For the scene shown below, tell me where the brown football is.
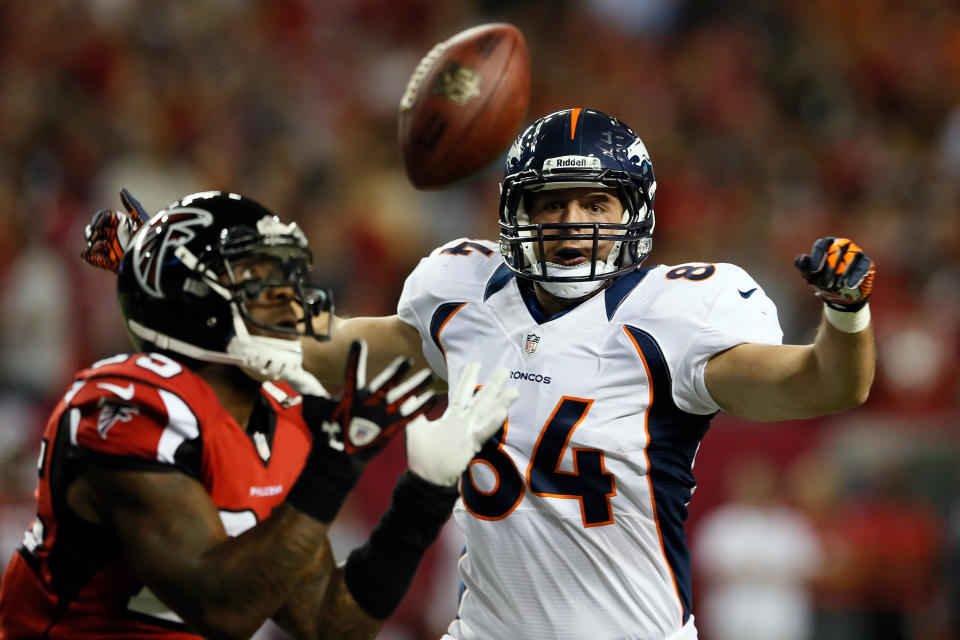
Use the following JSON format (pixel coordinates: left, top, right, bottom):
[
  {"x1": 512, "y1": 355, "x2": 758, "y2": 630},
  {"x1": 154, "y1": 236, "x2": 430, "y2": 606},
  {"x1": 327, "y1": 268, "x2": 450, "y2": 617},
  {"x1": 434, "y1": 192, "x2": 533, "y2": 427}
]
[{"x1": 399, "y1": 23, "x2": 530, "y2": 190}]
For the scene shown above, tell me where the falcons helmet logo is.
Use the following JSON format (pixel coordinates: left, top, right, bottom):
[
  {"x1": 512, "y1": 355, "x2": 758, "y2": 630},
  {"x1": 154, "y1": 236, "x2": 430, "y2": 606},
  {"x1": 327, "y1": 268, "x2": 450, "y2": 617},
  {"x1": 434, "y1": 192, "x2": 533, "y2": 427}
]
[{"x1": 130, "y1": 208, "x2": 213, "y2": 298}]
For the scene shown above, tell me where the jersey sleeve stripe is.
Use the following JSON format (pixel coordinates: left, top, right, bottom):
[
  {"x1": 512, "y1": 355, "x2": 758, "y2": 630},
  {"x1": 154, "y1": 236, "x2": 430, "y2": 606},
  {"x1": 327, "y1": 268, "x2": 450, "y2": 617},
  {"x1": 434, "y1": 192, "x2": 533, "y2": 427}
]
[
  {"x1": 156, "y1": 389, "x2": 200, "y2": 464},
  {"x1": 624, "y1": 327, "x2": 685, "y2": 626},
  {"x1": 63, "y1": 380, "x2": 87, "y2": 407},
  {"x1": 624, "y1": 325, "x2": 713, "y2": 626},
  {"x1": 604, "y1": 265, "x2": 655, "y2": 320},
  {"x1": 429, "y1": 302, "x2": 467, "y2": 359},
  {"x1": 483, "y1": 263, "x2": 514, "y2": 300},
  {"x1": 68, "y1": 408, "x2": 81, "y2": 446}
]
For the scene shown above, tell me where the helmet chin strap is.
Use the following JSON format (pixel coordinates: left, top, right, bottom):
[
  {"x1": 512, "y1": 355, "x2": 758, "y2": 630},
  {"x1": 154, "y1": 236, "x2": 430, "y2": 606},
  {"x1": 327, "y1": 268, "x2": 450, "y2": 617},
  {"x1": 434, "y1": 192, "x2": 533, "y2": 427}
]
[
  {"x1": 525, "y1": 257, "x2": 618, "y2": 298},
  {"x1": 538, "y1": 233, "x2": 653, "y2": 299},
  {"x1": 225, "y1": 308, "x2": 306, "y2": 381},
  {"x1": 539, "y1": 277, "x2": 607, "y2": 299},
  {"x1": 126, "y1": 305, "x2": 315, "y2": 385}
]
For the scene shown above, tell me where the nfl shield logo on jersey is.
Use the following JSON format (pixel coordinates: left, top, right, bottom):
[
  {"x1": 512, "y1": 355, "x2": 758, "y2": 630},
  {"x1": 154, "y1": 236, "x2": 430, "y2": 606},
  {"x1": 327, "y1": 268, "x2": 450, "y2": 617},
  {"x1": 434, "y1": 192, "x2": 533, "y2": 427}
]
[{"x1": 524, "y1": 333, "x2": 541, "y2": 356}]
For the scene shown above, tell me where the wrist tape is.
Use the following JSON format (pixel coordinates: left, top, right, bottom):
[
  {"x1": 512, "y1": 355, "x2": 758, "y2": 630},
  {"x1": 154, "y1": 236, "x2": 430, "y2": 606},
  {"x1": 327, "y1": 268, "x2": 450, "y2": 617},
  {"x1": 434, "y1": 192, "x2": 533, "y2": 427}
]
[
  {"x1": 286, "y1": 396, "x2": 363, "y2": 523},
  {"x1": 285, "y1": 451, "x2": 361, "y2": 524},
  {"x1": 344, "y1": 471, "x2": 459, "y2": 619},
  {"x1": 824, "y1": 303, "x2": 871, "y2": 334}
]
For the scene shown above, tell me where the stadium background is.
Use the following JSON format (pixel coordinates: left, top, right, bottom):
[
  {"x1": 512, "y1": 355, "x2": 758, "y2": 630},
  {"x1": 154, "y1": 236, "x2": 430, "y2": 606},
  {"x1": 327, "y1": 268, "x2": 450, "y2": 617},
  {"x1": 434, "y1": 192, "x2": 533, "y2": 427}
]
[{"x1": 0, "y1": 1, "x2": 957, "y2": 638}]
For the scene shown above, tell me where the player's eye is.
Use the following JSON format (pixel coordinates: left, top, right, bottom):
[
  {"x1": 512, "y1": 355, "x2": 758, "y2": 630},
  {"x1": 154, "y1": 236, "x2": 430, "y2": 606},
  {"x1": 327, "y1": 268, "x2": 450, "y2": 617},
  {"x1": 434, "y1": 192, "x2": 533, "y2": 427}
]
[
  {"x1": 240, "y1": 280, "x2": 264, "y2": 300},
  {"x1": 582, "y1": 199, "x2": 609, "y2": 213}
]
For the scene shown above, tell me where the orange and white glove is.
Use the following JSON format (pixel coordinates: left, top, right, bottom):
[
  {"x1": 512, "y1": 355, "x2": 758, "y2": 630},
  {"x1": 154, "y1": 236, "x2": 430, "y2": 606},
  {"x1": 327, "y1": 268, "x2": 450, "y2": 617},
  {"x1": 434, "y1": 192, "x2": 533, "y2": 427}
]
[
  {"x1": 80, "y1": 189, "x2": 147, "y2": 272},
  {"x1": 795, "y1": 237, "x2": 875, "y2": 311},
  {"x1": 795, "y1": 237, "x2": 875, "y2": 332}
]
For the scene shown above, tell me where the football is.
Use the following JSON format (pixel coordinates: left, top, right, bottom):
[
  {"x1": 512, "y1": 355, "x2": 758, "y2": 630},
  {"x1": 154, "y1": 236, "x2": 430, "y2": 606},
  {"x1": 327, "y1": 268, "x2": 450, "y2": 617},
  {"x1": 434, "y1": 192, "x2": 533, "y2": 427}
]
[{"x1": 399, "y1": 23, "x2": 530, "y2": 190}]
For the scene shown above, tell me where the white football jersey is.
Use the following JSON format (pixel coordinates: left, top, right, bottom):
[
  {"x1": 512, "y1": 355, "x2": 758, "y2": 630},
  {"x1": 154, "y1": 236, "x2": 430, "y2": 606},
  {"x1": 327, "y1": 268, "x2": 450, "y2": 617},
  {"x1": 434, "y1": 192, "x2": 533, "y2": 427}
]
[{"x1": 398, "y1": 239, "x2": 783, "y2": 640}]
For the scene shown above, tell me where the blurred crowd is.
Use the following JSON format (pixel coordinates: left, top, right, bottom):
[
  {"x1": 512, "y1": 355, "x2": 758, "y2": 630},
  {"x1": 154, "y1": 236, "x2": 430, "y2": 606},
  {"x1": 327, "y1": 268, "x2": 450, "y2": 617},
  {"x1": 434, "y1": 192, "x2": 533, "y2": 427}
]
[{"x1": 0, "y1": 1, "x2": 957, "y2": 638}]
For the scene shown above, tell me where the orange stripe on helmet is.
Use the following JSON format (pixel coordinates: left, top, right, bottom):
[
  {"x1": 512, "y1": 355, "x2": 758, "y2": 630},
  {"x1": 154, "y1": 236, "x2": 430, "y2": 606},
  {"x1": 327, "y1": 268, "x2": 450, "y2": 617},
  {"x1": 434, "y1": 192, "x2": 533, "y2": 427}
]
[{"x1": 569, "y1": 108, "x2": 582, "y2": 139}]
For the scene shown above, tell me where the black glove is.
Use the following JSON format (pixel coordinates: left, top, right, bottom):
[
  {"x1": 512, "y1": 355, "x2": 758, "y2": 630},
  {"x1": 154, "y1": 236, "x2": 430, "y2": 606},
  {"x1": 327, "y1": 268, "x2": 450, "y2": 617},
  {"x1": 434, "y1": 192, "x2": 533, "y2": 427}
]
[
  {"x1": 795, "y1": 237, "x2": 876, "y2": 311},
  {"x1": 312, "y1": 339, "x2": 438, "y2": 456},
  {"x1": 286, "y1": 340, "x2": 437, "y2": 522}
]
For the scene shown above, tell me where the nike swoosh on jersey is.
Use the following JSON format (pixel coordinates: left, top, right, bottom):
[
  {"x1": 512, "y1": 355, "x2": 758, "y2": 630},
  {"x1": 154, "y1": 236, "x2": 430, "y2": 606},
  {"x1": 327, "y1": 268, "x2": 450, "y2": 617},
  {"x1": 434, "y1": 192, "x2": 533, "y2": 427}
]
[
  {"x1": 97, "y1": 382, "x2": 135, "y2": 401},
  {"x1": 738, "y1": 287, "x2": 757, "y2": 299}
]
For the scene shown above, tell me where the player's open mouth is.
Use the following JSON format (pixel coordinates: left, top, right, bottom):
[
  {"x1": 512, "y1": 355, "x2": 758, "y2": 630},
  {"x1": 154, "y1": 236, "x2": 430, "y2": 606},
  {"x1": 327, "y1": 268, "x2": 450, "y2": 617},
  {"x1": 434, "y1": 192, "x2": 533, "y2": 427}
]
[
  {"x1": 551, "y1": 247, "x2": 589, "y2": 266},
  {"x1": 270, "y1": 315, "x2": 300, "y2": 330},
  {"x1": 278, "y1": 321, "x2": 298, "y2": 329}
]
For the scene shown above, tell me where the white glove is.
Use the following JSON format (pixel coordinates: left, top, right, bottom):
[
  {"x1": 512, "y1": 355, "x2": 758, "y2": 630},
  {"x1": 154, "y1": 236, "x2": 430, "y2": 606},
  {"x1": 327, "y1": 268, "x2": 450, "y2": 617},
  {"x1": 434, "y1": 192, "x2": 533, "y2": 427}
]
[
  {"x1": 282, "y1": 364, "x2": 329, "y2": 397},
  {"x1": 406, "y1": 363, "x2": 520, "y2": 487}
]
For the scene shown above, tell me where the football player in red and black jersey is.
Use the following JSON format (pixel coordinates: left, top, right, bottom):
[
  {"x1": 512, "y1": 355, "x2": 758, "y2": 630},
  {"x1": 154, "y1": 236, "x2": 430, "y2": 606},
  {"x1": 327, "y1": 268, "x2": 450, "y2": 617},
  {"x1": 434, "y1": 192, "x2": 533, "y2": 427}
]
[{"x1": 0, "y1": 191, "x2": 519, "y2": 639}]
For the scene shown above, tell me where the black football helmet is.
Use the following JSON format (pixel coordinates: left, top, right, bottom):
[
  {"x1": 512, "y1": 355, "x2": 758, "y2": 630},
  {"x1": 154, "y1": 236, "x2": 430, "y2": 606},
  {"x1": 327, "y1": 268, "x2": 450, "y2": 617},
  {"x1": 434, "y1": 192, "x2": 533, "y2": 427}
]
[
  {"x1": 117, "y1": 191, "x2": 333, "y2": 379},
  {"x1": 498, "y1": 108, "x2": 656, "y2": 298}
]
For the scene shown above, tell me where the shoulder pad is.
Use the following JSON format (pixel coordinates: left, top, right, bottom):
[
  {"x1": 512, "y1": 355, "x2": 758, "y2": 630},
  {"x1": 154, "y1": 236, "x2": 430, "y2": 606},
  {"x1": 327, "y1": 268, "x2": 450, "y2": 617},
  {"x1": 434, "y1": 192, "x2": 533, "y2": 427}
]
[
  {"x1": 612, "y1": 262, "x2": 761, "y2": 312},
  {"x1": 68, "y1": 352, "x2": 214, "y2": 435},
  {"x1": 430, "y1": 238, "x2": 499, "y2": 259},
  {"x1": 74, "y1": 353, "x2": 211, "y2": 401},
  {"x1": 408, "y1": 238, "x2": 503, "y2": 301},
  {"x1": 67, "y1": 354, "x2": 207, "y2": 466}
]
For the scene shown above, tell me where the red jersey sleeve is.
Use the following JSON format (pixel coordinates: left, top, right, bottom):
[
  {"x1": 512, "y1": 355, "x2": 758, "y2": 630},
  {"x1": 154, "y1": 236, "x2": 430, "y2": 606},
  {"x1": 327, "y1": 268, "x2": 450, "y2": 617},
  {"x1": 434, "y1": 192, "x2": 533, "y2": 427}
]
[{"x1": 65, "y1": 354, "x2": 207, "y2": 476}]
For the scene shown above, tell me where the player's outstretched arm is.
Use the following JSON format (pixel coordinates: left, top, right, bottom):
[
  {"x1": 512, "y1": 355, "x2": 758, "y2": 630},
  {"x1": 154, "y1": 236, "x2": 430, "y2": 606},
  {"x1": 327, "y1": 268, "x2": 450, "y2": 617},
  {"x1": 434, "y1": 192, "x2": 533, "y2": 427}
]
[
  {"x1": 274, "y1": 362, "x2": 519, "y2": 639},
  {"x1": 302, "y1": 314, "x2": 439, "y2": 389},
  {"x1": 705, "y1": 237, "x2": 876, "y2": 421}
]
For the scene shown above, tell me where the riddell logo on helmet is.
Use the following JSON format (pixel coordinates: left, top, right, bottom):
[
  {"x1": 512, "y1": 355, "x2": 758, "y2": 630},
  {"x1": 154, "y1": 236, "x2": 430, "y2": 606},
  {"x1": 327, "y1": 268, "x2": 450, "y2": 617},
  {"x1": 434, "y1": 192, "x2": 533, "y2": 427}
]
[{"x1": 542, "y1": 156, "x2": 601, "y2": 173}]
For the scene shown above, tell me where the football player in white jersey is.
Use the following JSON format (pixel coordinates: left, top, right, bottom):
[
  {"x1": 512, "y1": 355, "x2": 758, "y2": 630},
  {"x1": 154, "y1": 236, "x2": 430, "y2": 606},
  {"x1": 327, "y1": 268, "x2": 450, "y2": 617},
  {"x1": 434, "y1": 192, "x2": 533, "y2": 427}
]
[
  {"x1": 82, "y1": 109, "x2": 876, "y2": 640},
  {"x1": 306, "y1": 108, "x2": 875, "y2": 640}
]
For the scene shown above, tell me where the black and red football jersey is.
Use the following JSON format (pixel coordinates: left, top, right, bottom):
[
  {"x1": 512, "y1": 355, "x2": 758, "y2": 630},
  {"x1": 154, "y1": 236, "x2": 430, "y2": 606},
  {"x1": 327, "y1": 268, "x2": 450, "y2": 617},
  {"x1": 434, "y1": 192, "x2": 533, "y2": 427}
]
[{"x1": 0, "y1": 352, "x2": 313, "y2": 638}]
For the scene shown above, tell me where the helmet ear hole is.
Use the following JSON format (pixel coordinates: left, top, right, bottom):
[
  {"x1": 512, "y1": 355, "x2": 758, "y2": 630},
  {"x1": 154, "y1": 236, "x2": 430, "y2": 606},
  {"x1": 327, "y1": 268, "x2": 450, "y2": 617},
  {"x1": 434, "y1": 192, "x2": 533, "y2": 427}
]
[
  {"x1": 521, "y1": 191, "x2": 535, "y2": 217},
  {"x1": 183, "y1": 278, "x2": 211, "y2": 298}
]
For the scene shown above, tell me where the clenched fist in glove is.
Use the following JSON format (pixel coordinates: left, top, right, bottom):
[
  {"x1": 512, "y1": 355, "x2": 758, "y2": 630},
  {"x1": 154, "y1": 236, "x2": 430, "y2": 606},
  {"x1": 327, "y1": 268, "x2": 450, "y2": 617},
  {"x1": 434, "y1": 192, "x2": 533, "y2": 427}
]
[
  {"x1": 795, "y1": 237, "x2": 875, "y2": 312},
  {"x1": 81, "y1": 188, "x2": 147, "y2": 272}
]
